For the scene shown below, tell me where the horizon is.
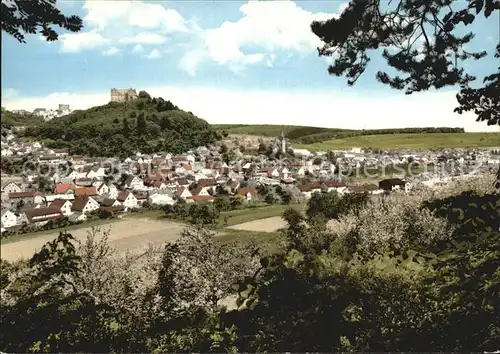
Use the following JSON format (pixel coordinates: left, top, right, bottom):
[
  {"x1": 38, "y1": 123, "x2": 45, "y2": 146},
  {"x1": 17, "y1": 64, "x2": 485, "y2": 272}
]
[
  {"x1": 2, "y1": 0, "x2": 499, "y2": 133},
  {"x1": 3, "y1": 86, "x2": 499, "y2": 133}
]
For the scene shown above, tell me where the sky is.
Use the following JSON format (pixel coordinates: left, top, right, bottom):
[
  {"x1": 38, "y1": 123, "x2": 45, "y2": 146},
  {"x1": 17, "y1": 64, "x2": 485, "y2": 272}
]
[{"x1": 1, "y1": 0, "x2": 499, "y2": 132}]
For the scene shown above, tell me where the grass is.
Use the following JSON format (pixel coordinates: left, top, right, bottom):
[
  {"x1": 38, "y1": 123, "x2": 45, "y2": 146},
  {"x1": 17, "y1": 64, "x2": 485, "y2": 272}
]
[
  {"x1": 127, "y1": 204, "x2": 304, "y2": 227},
  {"x1": 128, "y1": 205, "x2": 289, "y2": 254},
  {"x1": 294, "y1": 133, "x2": 500, "y2": 150},
  {"x1": 1, "y1": 204, "x2": 301, "y2": 247},
  {"x1": 127, "y1": 209, "x2": 166, "y2": 219},
  {"x1": 216, "y1": 203, "x2": 305, "y2": 228}
]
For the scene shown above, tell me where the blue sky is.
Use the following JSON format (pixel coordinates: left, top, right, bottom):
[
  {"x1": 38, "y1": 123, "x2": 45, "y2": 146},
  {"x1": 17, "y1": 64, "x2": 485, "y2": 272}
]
[{"x1": 2, "y1": 0, "x2": 499, "y2": 132}]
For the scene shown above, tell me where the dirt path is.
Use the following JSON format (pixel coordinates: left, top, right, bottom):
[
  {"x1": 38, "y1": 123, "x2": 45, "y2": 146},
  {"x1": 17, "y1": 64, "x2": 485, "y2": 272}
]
[
  {"x1": 227, "y1": 216, "x2": 287, "y2": 233},
  {"x1": 1, "y1": 218, "x2": 187, "y2": 262}
]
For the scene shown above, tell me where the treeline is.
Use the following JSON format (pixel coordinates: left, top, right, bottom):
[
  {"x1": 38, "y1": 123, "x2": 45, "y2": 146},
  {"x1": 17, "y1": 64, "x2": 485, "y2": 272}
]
[
  {"x1": 1, "y1": 107, "x2": 43, "y2": 129},
  {"x1": 296, "y1": 127, "x2": 466, "y2": 144},
  {"x1": 285, "y1": 126, "x2": 348, "y2": 140},
  {"x1": 20, "y1": 91, "x2": 219, "y2": 157}
]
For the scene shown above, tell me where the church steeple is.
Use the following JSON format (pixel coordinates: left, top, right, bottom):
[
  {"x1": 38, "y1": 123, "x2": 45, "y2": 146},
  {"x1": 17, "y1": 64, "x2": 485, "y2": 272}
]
[{"x1": 280, "y1": 125, "x2": 286, "y2": 154}]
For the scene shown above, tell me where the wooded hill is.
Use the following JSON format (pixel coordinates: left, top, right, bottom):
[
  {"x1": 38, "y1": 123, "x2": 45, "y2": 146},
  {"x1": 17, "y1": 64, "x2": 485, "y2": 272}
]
[
  {"x1": 0, "y1": 107, "x2": 43, "y2": 129},
  {"x1": 20, "y1": 91, "x2": 219, "y2": 157}
]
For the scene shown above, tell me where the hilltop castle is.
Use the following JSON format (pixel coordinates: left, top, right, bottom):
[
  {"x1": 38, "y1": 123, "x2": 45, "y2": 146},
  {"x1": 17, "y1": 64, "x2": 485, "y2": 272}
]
[{"x1": 110, "y1": 88, "x2": 138, "y2": 103}]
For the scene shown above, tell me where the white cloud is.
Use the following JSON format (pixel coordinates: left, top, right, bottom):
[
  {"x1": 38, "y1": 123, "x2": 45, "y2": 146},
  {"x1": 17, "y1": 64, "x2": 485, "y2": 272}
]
[
  {"x1": 4, "y1": 86, "x2": 498, "y2": 133},
  {"x1": 59, "y1": 0, "x2": 187, "y2": 54},
  {"x1": 119, "y1": 32, "x2": 168, "y2": 45},
  {"x1": 146, "y1": 49, "x2": 163, "y2": 59},
  {"x1": 60, "y1": 32, "x2": 109, "y2": 53},
  {"x1": 57, "y1": 0, "x2": 337, "y2": 73},
  {"x1": 178, "y1": 48, "x2": 206, "y2": 76},
  {"x1": 83, "y1": 1, "x2": 186, "y2": 33},
  {"x1": 180, "y1": 0, "x2": 337, "y2": 75},
  {"x1": 132, "y1": 44, "x2": 145, "y2": 54},
  {"x1": 102, "y1": 47, "x2": 120, "y2": 56}
]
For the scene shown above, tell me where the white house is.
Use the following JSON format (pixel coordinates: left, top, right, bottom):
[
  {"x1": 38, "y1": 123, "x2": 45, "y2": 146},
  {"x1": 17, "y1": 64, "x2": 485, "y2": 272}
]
[
  {"x1": 148, "y1": 191, "x2": 175, "y2": 206},
  {"x1": 298, "y1": 184, "x2": 322, "y2": 199},
  {"x1": 175, "y1": 164, "x2": 193, "y2": 175},
  {"x1": 94, "y1": 182, "x2": 110, "y2": 196},
  {"x1": 1, "y1": 210, "x2": 18, "y2": 229},
  {"x1": 23, "y1": 207, "x2": 64, "y2": 226},
  {"x1": 50, "y1": 199, "x2": 73, "y2": 216},
  {"x1": 261, "y1": 168, "x2": 280, "y2": 178},
  {"x1": 71, "y1": 196, "x2": 99, "y2": 214},
  {"x1": 116, "y1": 191, "x2": 138, "y2": 210},
  {"x1": 45, "y1": 194, "x2": 75, "y2": 203},
  {"x1": 2, "y1": 182, "x2": 23, "y2": 194},
  {"x1": 125, "y1": 175, "x2": 144, "y2": 190},
  {"x1": 186, "y1": 154, "x2": 196, "y2": 163},
  {"x1": 175, "y1": 187, "x2": 192, "y2": 200},
  {"x1": 324, "y1": 181, "x2": 348, "y2": 195},
  {"x1": 236, "y1": 188, "x2": 258, "y2": 201},
  {"x1": 296, "y1": 167, "x2": 306, "y2": 177},
  {"x1": 66, "y1": 170, "x2": 78, "y2": 180},
  {"x1": 49, "y1": 171, "x2": 61, "y2": 184},
  {"x1": 292, "y1": 148, "x2": 312, "y2": 157},
  {"x1": 87, "y1": 167, "x2": 107, "y2": 180},
  {"x1": 278, "y1": 167, "x2": 291, "y2": 179},
  {"x1": 192, "y1": 186, "x2": 211, "y2": 196}
]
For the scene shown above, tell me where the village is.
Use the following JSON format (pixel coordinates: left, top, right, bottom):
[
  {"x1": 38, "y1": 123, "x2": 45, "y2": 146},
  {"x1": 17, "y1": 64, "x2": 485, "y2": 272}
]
[{"x1": 1, "y1": 125, "x2": 499, "y2": 235}]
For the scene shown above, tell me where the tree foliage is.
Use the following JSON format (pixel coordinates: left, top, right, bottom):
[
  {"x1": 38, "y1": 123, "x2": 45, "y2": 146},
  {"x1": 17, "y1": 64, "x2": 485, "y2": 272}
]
[
  {"x1": 0, "y1": 108, "x2": 43, "y2": 128},
  {"x1": 312, "y1": 0, "x2": 500, "y2": 125},
  {"x1": 1, "y1": 0, "x2": 83, "y2": 43},
  {"x1": 1, "y1": 176, "x2": 499, "y2": 352},
  {"x1": 306, "y1": 190, "x2": 342, "y2": 219}
]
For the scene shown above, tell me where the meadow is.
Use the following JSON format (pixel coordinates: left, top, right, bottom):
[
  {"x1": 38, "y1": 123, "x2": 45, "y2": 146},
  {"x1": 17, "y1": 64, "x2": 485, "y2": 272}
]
[{"x1": 294, "y1": 132, "x2": 500, "y2": 150}]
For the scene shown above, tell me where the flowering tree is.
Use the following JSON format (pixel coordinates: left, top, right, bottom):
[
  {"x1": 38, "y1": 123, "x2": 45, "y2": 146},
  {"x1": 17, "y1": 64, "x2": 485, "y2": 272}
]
[{"x1": 156, "y1": 226, "x2": 260, "y2": 312}]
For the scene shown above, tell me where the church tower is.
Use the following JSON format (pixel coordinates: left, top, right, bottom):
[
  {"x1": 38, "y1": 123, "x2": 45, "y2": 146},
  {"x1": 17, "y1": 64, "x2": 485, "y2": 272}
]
[{"x1": 280, "y1": 125, "x2": 286, "y2": 154}]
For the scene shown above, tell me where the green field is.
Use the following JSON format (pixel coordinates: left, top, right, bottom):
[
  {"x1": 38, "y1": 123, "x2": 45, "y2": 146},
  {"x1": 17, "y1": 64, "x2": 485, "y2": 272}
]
[
  {"x1": 213, "y1": 124, "x2": 348, "y2": 139},
  {"x1": 212, "y1": 124, "x2": 497, "y2": 149},
  {"x1": 294, "y1": 132, "x2": 499, "y2": 150},
  {"x1": 217, "y1": 203, "x2": 305, "y2": 228}
]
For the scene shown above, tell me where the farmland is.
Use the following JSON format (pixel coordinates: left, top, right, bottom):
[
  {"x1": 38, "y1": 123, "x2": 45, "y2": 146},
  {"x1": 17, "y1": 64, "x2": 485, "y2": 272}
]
[
  {"x1": 213, "y1": 124, "x2": 498, "y2": 149},
  {"x1": 0, "y1": 204, "x2": 305, "y2": 262},
  {"x1": 294, "y1": 132, "x2": 500, "y2": 150}
]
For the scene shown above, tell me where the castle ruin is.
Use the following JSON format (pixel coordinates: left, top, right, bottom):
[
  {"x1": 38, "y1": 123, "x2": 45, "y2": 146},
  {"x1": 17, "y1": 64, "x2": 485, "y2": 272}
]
[{"x1": 110, "y1": 88, "x2": 139, "y2": 103}]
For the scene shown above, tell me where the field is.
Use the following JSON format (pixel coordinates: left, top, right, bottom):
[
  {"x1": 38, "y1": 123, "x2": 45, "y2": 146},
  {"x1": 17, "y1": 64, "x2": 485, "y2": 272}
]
[
  {"x1": 1, "y1": 218, "x2": 187, "y2": 262},
  {"x1": 1, "y1": 204, "x2": 305, "y2": 263},
  {"x1": 213, "y1": 124, "x2": 498, "y2": 149},
  {"x1": 213, "y1": 124, "x2": 348, "y2": 139},
  {"x1": 294, "y1": 132, "x2": 500, "y2": 150},
  {"x1": 227, "y1": 216, "x2": 287, "y2": 232},
  {"x1": 218, "y1": 203, "x2": 305, "y2": 227}
]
